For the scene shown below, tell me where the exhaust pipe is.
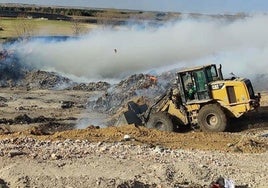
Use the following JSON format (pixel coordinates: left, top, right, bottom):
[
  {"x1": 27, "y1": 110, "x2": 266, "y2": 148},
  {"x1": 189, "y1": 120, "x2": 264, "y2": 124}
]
[{"x1": 218, "y1": 64, "x2": 223, "y2": 80}]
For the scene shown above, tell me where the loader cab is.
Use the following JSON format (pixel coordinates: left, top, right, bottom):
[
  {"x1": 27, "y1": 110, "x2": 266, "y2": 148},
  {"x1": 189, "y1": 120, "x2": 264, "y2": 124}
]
[{"x1": 176, "y1": 64, "x2": 221, "y2": 103}]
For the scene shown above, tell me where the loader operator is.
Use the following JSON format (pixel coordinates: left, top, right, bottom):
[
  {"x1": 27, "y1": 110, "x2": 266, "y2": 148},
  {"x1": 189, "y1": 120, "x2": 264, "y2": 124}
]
[{"x1": 186, "y1": 82, "x2": 196, "y2": 100}]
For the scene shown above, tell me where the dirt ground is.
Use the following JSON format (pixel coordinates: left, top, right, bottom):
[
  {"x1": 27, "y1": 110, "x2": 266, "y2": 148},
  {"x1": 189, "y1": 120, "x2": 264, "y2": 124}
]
[{"x1": 0, "y1": 88, "x2": 268, "y2": 187}]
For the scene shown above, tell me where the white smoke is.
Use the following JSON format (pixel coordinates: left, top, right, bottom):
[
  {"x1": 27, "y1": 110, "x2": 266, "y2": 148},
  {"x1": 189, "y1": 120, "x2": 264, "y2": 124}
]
[{"x1": 11, "y1": 14, "x2": 268, "y2": 80}]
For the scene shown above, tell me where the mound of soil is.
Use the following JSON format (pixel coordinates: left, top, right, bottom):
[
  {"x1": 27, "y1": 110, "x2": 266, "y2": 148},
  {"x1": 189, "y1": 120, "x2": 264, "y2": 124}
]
[{"x1": 1, "y1": 125, "x2": 267, "y2": 153}]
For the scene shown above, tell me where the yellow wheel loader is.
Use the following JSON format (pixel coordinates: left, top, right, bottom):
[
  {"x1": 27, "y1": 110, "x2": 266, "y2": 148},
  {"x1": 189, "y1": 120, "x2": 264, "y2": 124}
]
[{"x1": 117, "y1": 64, "x2": 260, "y2": 132}]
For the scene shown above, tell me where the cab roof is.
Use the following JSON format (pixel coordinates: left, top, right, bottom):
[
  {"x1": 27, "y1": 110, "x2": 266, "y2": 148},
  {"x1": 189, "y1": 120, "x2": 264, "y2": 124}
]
[{"x1": 177, "y1": 64, "x2": 216, "y2": 74}]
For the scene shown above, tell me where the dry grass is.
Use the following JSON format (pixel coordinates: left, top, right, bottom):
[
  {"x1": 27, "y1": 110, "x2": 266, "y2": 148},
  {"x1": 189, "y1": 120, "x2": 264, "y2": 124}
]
[{"x1": 0, "y1": 17, "x2": 97, "y2": 38}]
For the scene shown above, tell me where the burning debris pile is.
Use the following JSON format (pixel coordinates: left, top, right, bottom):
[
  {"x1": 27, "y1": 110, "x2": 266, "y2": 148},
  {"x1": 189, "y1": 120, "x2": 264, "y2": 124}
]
[
  {"x1": 23, "y1": 70, "x2": 73, "y2": 90},
  {"x1": 0, "y1": 49, "x2": 28, "y2": 87},
  {"x1": 0, "y1": 48, "x2": 110, "y2": 90},
  {"x1": 86, "y1": 73, "x2": 174, "y2": 114},
  {"x1": 69, "y1": 81, "x2": 110, "y2": 91},
  {"x1": 0, "y1": 45, "x2": 177, "y2": 115},
  {"x1": 0, "y1": 43, "x2": 178, "y2": 115}
]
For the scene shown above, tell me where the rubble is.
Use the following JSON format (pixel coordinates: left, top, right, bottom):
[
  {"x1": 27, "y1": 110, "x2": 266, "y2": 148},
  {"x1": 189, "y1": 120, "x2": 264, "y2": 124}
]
[
  {"x1": 0, "y1": 47, "x2": 175, "y2": 115},
  {"x1": 0, "y1": 114, "x2": 53, "y2": 125},
  {"x1": 0, "y1": 178, "x2": 8, "y2": 188},
  {"x1": 86, "y1": 73, "x2": 172, "y2": 114},
  {"x1": 0, "y1": 96, "x2": 8, "y2": 107},
  {"x1": 123, "y1": 134, "x2": 131, "y2": 141},
  {"x1": 61, "y1": 101, "x2": 74, "y2": 109},
  {"x1": 0, "y1": 114, "x2": 77, "y2": 134},
  {"x1": 8, "y1": 149, "x2": 25, "y2": 157},
  {"x1": 0, "y1": 62, "x2": 72, "y2": 89},
  {"x1": 0, "y1": 48, "x2": 112, "y2": 91},
  {"x1": 117, "y1": 180, "x2": 153, "y2": 188},
  {"x1": 0, "y1": 96, "x2": 7, "y2": 102},
  {"x1": 21, "y1": 70, "x2": 75, "y2": 90},
  {"x1": 0, "y1": 134, "x2": 266, "y2": 187},
  {"x1": 0, "y1": 49, "x2": 174, "y2": 113},
  {"x1": 69, "y1": 81, "x2": 110, "y2": 91}
]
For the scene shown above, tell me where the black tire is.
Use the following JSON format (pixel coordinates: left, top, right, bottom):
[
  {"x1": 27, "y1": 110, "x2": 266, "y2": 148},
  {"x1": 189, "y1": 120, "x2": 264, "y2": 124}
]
[
  {"x1": 198, "y1": 104, "x2": 227, "y2": 132},
  {"x1": 146, "y1": 112, "x2": 173, "y2": 132}
]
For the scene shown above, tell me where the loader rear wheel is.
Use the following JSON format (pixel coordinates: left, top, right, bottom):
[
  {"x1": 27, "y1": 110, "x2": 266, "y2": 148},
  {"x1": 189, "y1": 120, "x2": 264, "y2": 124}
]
[
  {"x1": 146, "y1": 112, "x2": 173, "y2": 132},
  {"x1": 198, "y1": 104, "x2": 227, "y2": 132}
]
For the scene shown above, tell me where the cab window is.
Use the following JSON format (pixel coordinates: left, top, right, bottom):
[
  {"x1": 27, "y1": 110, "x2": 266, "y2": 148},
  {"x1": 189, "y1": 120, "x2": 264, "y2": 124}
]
[
  {"x1": 206, "y1": 66, "x2": 217, "y2": 82},
  {"x1": 193, "y1": 70, "x2": 206, "y2": 92}
]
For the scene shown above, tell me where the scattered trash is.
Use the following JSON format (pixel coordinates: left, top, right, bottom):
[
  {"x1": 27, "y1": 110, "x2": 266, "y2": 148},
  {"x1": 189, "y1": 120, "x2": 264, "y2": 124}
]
[
  {"x1": 123, "y1": 134, "x2": 131, "y2": 141},
  {"x1": 260, "y1": 133, "x2": 268, "y2": 138},
  {"x1": 0, "y1": 96, "x2": 7, "y2": 102},
  {"x1": 61, "y1": 101, "x2": 74, "y2": 109},
  {"x1": 0, "y1": 103, "x2": 8, "y2": 107},
  {"x1": 51, "y1": 153, "x2": 62, "y2": 160},
  {"x1": 0, "y1": 178, "x2": 8, "y2": 188},
  {"x1": 8, "y1": 149, "x2": 25, "y2": 157},
  {"x1": 210, "y1": 176, "x2": 235, "y2": 188}
]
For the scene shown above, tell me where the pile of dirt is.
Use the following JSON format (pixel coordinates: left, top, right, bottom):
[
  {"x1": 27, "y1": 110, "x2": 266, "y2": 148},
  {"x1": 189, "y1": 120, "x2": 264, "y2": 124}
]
[{"x1": 2, "y1": 125, "x2": 266, "y2": 153}]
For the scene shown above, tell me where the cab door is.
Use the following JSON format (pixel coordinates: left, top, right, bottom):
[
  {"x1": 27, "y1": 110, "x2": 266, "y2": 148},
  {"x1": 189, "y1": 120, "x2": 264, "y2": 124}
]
[{"x1": 193, "y1": 70, "x2": 211, "y2": 100}]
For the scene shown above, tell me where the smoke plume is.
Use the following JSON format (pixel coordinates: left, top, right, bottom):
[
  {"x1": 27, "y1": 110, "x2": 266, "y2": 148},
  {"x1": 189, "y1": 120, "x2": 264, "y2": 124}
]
[{"x1": 7, "y1": 14, "x2": 268, "y2": 80}]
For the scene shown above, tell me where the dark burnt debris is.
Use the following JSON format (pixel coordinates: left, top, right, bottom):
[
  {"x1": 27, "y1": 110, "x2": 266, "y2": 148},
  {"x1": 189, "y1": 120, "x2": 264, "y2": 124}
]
[
  {"x1": 0, "y1": 50, "x2": 110, "y2": 90},
  {"x1": 0, "y1": 178, "x2": 8, "y2": 188},
  {"x1": 87, "y1": 73, "x2": 174, "y2": 114},
  {"x1": 0, "y1": 114, "x2": 77, "y2": 134},
  {"x1": 69, "y1": 81, "x2": 110, "y2": 91},
  {"x1": 24, "y1": 70, "x2": 73, "y2": 90},
  {"x1": 0, "y1": 114, "x2": 77, "y2": 125},
  {"x1": 61, "y1": 101, "x2": 74, "y2": 109}
]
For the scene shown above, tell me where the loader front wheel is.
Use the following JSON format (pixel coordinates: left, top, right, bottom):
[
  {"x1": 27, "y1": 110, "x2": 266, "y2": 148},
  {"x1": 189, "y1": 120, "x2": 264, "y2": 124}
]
[
  {"x1": 198, "y1": 104, "x2": 227, "y2": 132},
  {"x1": 146, "y1": 112, "x2": 173, "y2": 132}
]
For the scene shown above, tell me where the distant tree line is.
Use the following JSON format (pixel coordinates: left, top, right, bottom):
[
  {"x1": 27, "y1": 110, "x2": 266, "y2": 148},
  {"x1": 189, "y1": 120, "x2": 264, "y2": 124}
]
[
  {"x1": 0, "y1": 6, "x2": 107, "y2": 17},
  {"x1": 0, "y1": 5, "x2": 147, "y2": 25},
  {"x1": 0, "y1": 5, "x2": 246, "y2": 22}
]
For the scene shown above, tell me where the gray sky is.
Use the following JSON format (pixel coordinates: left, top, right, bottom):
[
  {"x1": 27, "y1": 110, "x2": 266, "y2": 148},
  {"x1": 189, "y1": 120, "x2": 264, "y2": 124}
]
[{"x1": 1, "y1": 0, "x2": 268, "y2": 14}]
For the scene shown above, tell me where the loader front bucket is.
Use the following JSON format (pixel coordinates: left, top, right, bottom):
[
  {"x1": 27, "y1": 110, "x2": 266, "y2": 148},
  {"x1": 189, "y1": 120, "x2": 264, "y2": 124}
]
[{"x1": 115, "y1": 101, "x2": 148, "y2": 126}]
